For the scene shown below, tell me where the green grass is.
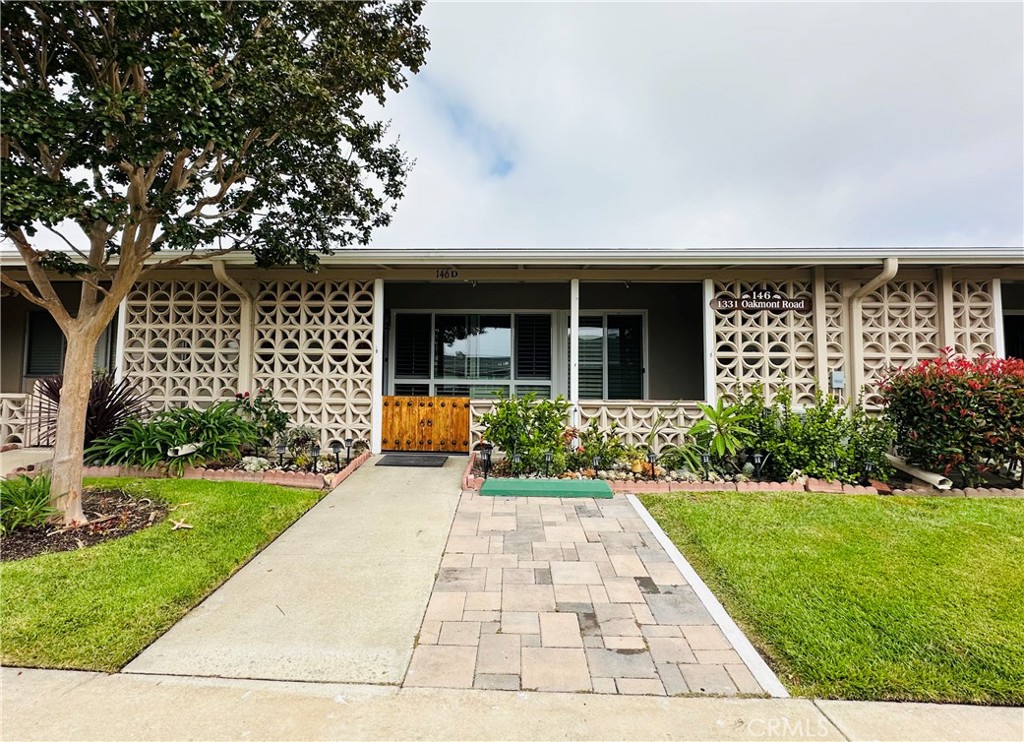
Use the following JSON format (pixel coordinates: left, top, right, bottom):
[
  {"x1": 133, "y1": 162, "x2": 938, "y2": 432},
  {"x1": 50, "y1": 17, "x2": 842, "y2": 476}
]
[
  {"x1": 1, "y1": 477, "x2": 324, "y2": 671},
  {"x1": 639, "y1": 492, "x2": 1024, "y2": 705}
]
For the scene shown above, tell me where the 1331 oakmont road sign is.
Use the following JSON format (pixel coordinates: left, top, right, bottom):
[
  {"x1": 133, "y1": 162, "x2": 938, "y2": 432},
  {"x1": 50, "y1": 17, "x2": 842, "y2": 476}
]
[{"x1": 712, "y1": 287, "x2": 812, "y2": 313}]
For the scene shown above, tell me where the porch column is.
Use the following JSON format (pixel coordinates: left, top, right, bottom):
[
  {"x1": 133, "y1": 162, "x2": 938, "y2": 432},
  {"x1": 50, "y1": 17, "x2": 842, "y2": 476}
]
[
  {"x1": 569, "y1": 278, "x2": 580, "y2": 427},
  {"x1": 702, "y1": 279, "x2": 717, "y2": 404},
  {"x1": 994, "y1": 278, "x2": 1006, "y2": 358},
  {"x1": 113, "y1": 296, "x2": 128, "y2": 382},
  {"x1": 370, "y1": 278, "x2": 385, "y2": 454}
]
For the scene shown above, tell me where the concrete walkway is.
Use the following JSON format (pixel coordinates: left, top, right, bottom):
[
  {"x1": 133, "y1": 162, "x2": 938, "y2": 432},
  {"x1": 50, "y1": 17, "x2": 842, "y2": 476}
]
[
  {"x1": 3, "y1": 668, "x2": 1022, "y2": 741},
  {"x1": 123, "y1": 456, "x2": 463, "y2": 684},
  {"x1": 0, "y1": 447, "x2": 52, "y2": 477}
]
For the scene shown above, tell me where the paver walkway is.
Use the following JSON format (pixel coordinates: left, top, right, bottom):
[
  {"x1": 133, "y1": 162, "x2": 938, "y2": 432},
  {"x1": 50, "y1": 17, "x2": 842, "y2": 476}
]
[
  {"x1": 124, "y1": 457, "x2": 462, "y2": 684},
  {"x1": 405, "y1": 489, "x2": 770, "y2": 696}
]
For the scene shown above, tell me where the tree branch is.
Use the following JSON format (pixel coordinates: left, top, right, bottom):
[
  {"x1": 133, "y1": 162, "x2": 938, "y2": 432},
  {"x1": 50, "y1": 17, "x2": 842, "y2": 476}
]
[{"x1": 0, "y1": 273, "x2": 53, "y2": 311}]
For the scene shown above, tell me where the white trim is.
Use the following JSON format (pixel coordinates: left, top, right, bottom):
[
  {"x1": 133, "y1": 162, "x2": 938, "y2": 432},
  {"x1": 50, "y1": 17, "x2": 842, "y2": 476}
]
[
  {"x1": 371, "y1": 278, "x2": 385, "y2": 454},
  {"x1": 570, "y1": 278, "x2": 580, "y2": 426},
  {"x1": 994, "y1": 278, "x2": 1006, "y2": 358},
  {"x1": 702, "y1": 278, "x2": 716, "y2": 403},
  {"x1": 25, "y1": 245, "x2": 1016, "y2": 269},
  {"x1": 114, "y1": 296, "x2": 128, "y2": 382},
  {"x1": 625, "y1": 494, "x2": 790, "y2": 699}
]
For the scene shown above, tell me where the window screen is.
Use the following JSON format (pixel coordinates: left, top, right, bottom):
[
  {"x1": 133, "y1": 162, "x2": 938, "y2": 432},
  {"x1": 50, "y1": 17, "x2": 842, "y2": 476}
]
[
  {"x1": 607, "y1": 314, "x2": 643, "y2": 399},
  {"x1": 515, "y1": 314, "x2": 551, "y2": 380},
  {"x1": 394, "y1": 314, "x2": 431, "y2": 378},
  {"x1": 26, "y1": 312, "x2": 65, "y2": 376}
]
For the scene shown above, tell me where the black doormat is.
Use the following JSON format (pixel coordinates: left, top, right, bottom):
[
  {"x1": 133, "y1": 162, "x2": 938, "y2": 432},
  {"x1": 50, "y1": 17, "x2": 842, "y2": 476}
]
[{"x1": 376, "y1": 454, "x2": 448, "y2": 468}]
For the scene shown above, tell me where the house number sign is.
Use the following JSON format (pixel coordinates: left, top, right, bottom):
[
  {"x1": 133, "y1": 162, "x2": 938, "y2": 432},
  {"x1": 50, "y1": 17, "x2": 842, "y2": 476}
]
[{"x1": 712, "y1": 287, "x2": 811, "y2": 314}]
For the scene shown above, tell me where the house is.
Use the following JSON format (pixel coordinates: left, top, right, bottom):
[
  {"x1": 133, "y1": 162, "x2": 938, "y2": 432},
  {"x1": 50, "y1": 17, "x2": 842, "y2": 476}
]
[{"x1": 1, "y1": 246, "x2": 1022, "y2": 452}]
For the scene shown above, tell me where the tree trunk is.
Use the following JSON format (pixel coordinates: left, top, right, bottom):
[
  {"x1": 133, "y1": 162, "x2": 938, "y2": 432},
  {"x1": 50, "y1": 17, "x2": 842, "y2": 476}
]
[{"x1": 49, "y1": 331, "x2": 102, "y2": 525}]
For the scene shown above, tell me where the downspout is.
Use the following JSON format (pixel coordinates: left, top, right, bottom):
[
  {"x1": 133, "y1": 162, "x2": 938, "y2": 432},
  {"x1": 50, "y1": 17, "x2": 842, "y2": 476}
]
[
  {"x1": 212, "y1": 260, "x2": 255, "y2": 393},
  {"x1": 847, "y1": 258, "x2": 898, "y2": 402}
]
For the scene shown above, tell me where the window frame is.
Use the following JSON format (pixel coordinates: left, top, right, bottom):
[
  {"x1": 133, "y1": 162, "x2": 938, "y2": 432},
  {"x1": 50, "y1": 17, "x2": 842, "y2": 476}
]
[
  {"x1": 564, "y1": 310, "x2": 649, "y2": 401},
  {"x1": 388, "y1": 309, "x2": 557, "y2": 398}
]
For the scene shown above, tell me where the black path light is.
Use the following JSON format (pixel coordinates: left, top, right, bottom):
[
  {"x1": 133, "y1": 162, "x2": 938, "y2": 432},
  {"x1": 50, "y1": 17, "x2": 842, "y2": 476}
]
[
  {"x1": 512, "y1": 451, "x2": 522, "y2": 473},
  {"x1": 647, "y1": 450, "x2": 658, "y2": 480},
  {"x1": 481, "y1": 444, "x2": 493, "y2": 479},
  {"x1": 592, "y1": 454, "x2": 601, "y2": 471},
  {"x1": 330, "y1": 441, "x2": 343, "y2": 471},
  {"x1": 701, "y1": 451, "x2": 711, "y2": 480},
  {"x1": 544, "y1": 450, "x2": 554, "y2": 477},
  {"x1": 311, "y1": 443, "x2": 321, "y2": 473},
  {"x1": 862, "y1": 460, "x2": 874, "y2": 486},
  {"x1": 752, "y1": 451, "x2": 766, "y2": 479},
  {"x1": 276, "y1": 443, "x2": 287, "y2": 468},
  {"x1": 344, "y1": 437, "x2": 354, "y2": 466}
]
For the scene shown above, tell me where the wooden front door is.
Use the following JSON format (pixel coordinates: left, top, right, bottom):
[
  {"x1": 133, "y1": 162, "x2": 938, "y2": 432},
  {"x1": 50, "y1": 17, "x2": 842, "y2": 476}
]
[{"x1": 382, "y1": 396, "x2": 471, "y2": 452}]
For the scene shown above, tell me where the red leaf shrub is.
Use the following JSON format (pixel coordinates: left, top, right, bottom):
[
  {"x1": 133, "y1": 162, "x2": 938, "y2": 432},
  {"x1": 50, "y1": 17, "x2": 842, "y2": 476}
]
[{"x1": 880, "y1": 349, "x2": 1024, "y2": 487}]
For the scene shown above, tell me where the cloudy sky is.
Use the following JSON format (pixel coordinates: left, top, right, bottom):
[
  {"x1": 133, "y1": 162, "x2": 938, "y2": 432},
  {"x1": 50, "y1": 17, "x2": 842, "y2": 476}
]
[{"x1": 369, "y1": 1, "x2": 1023, "y2": 248}]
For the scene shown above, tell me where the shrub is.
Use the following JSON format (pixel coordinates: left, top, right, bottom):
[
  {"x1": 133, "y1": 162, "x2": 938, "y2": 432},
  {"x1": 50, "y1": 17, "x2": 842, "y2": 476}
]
[
  {"x1": 86, "y1": 401, "x2": 258, "y2": 475},
  {"x1": 480, "y1": 393, "x2": 571, "y2": 475},
  {"x1": 740, "y1": 385, "x2": 894, "y2": 484},
  {"x1": 37, "y1": 372, "x2": 150, "y2": 448},
  {"x1": 234, "y1": 388, "x2": 290, "y2": 453},
  {"x1": 280, "y1": 424, "x2": 320, "y2": 458},
  {"x1": 566, "y1": 419, "x2": 627, "y2": 471},
  {"x1": 1, "y1": 475, "x2": 57, "y2": 534},
  {"x1": 881, "y1": 351, "x2": 1024, "y2": 487}
]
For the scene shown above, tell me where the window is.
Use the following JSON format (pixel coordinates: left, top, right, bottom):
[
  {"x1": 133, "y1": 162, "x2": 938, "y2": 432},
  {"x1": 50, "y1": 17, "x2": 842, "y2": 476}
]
[
  {"x1": 391, "y1": 312, "x2": 552, "y2": 397},
  {"x1": 24, "y1": 311, "x2": 116, "y2": 377},
  {"x1": 573, "y1": 313, "x2": 645, "y2": 400},
  {"x1": 26, "y1": 312, "x2": 65, "y2": 376}
]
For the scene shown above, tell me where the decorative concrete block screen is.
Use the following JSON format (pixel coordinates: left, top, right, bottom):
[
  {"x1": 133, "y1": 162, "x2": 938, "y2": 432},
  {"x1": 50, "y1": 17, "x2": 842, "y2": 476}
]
[
  {"x1": 470, "y1": 399, "x2": 702, "y2": 452},
  {"x1": 122, "y1": 280, "x2": 241, "y2": 409},
  {"x1": 0, "y1": 393, "x2": 30, "y2": 446},
  {"x1": 952, "y1": 279, "x2": 996, "y2": 356},
  {"x1": 253, "y1": 280, "x2": 374, "y2": 446},
  {"x1": 824, "y1": 281, "x2": 847, "y2": 398},
  {"x1": 713, "y1": 280, "x2": 817, "y2": 406},
  {"x1": 860, "y1": 279, "x2": 940, "y2": 406}
]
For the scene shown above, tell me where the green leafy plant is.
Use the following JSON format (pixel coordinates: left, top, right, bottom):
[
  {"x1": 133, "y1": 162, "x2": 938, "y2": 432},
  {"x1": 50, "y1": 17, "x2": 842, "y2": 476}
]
[
  {"x1": 1, "y1": 475, "x2": 58, "y2": 534},
  {"x1": 684, "y1": 398, "x2": 757, "y2": 473},
  {"x1": 37, "y1": 372, "x2": 150, "y2": 448},
  {"x1": 881, "y1": 351, "x2": 1024, "y2": 487},
  {"x1": 280, "y1": 425, "x2": 320, "y2": 458},
  {"x1": 86, "y1": 401, "x2": 258, "y2": 475},
  {"x1": 234, "y1": 388, "x2": 290, "y2": 454},
  {"x1": 480, "y1": 392, "x2": 571, "y2": 475},
  {"x1": 740, "y1": 385, "x2": 895, "y2": 484},
  {"x1": 567, "y1": 419, "x2": 627, "y2": 471}
]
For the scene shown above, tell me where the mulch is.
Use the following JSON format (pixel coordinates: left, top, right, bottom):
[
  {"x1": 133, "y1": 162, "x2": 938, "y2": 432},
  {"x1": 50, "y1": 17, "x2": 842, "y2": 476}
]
[{"x1": 1, "y1": 488, "x2": 167, "y2": 562}]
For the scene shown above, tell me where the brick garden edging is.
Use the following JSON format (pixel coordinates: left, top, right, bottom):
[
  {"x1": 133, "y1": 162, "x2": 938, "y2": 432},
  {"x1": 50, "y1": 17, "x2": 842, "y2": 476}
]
[
  {"x1": 458, "y1": 456, "x2": 1020, "y2": 497},
  {"x1": 71, "y1": 451, "x2": 373, "y2": 491}
]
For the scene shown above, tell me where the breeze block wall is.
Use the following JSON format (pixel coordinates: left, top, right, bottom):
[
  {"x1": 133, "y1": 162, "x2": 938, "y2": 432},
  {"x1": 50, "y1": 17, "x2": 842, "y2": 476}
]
[
  {"x1": 122, "y1": 280, "x2": 242, "y2": 409},
  {"x1": 252, "y1": 280, "x2": 374, "y2": 446}
]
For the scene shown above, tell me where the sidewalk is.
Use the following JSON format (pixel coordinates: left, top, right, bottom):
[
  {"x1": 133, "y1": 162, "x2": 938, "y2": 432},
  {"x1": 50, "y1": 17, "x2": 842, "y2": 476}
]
[
  {"x1": 2, "y1": 667, "x2": 1021, "y2": 741},
  {"x1": 123, "y1": 457, "x2": 463, "y2": 684}
]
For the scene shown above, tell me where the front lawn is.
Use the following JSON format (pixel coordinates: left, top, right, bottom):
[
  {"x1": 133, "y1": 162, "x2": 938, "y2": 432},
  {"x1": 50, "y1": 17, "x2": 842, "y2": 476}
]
[
  {"x1": 639, "y1": 492, "x2": 1024, "y2": 705},
  {"x1": 1, "y1": 477, "x2": 324, "y2": 671}
]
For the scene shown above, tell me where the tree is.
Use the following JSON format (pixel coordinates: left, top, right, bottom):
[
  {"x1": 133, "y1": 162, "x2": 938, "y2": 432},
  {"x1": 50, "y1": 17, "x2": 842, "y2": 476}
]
[{"x1": 0, "y1": 1, "x2": 429, "y2": 523}]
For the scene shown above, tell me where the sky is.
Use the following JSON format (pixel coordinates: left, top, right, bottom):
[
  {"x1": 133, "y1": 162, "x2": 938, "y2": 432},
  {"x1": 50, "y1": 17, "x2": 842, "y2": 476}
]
[{"x1": 367, "y1": 1, "x2": 1024, "y2": 249}]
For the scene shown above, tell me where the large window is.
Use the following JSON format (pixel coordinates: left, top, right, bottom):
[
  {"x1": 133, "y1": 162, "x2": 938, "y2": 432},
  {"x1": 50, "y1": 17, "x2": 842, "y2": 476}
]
[
  {"x1": 24, "y1": 311, "x2": 115, "y2": 377},
  {"x1": 575, "y1": 313, "x2": 645, "y2": 400},
  {"x1": 392, "y1": 312, "x2": 552, "y2": 397}
]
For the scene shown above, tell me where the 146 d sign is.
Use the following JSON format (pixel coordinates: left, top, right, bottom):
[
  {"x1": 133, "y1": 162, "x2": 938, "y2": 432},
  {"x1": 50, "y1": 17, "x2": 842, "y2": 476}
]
[{"x1": 712, "y1": 287, "x2": 811, "y2": 314}]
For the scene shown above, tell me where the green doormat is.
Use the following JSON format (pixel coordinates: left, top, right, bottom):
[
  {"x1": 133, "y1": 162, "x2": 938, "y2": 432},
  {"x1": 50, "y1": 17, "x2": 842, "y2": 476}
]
[{"x1": 480, "y1": 478, "x2": 613, "y2": 498}]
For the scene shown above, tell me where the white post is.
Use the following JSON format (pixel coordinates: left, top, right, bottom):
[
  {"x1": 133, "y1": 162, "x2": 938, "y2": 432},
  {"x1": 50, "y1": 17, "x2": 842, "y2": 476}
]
[
  {"x1": 993, "y1": 278, "x2": 1006, "y2": 358},
  {"x1": 371, "y1": 278, "x2": 385, "y2": 454},
  {"x1": 702, "y1": 279, "x2": 717, "y2": 404},
  {"x1": 113, "y1": 296, "x2": 128, "y2": 382},
  {"x1": 569, "y1": 278, "x2": 580, "y2": 427}
]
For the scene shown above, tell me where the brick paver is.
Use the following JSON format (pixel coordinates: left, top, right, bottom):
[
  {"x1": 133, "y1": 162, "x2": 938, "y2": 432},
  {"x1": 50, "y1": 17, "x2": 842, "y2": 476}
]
[{"x1": 409, "y1": 491, "x2": 769, "y2": 696}]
